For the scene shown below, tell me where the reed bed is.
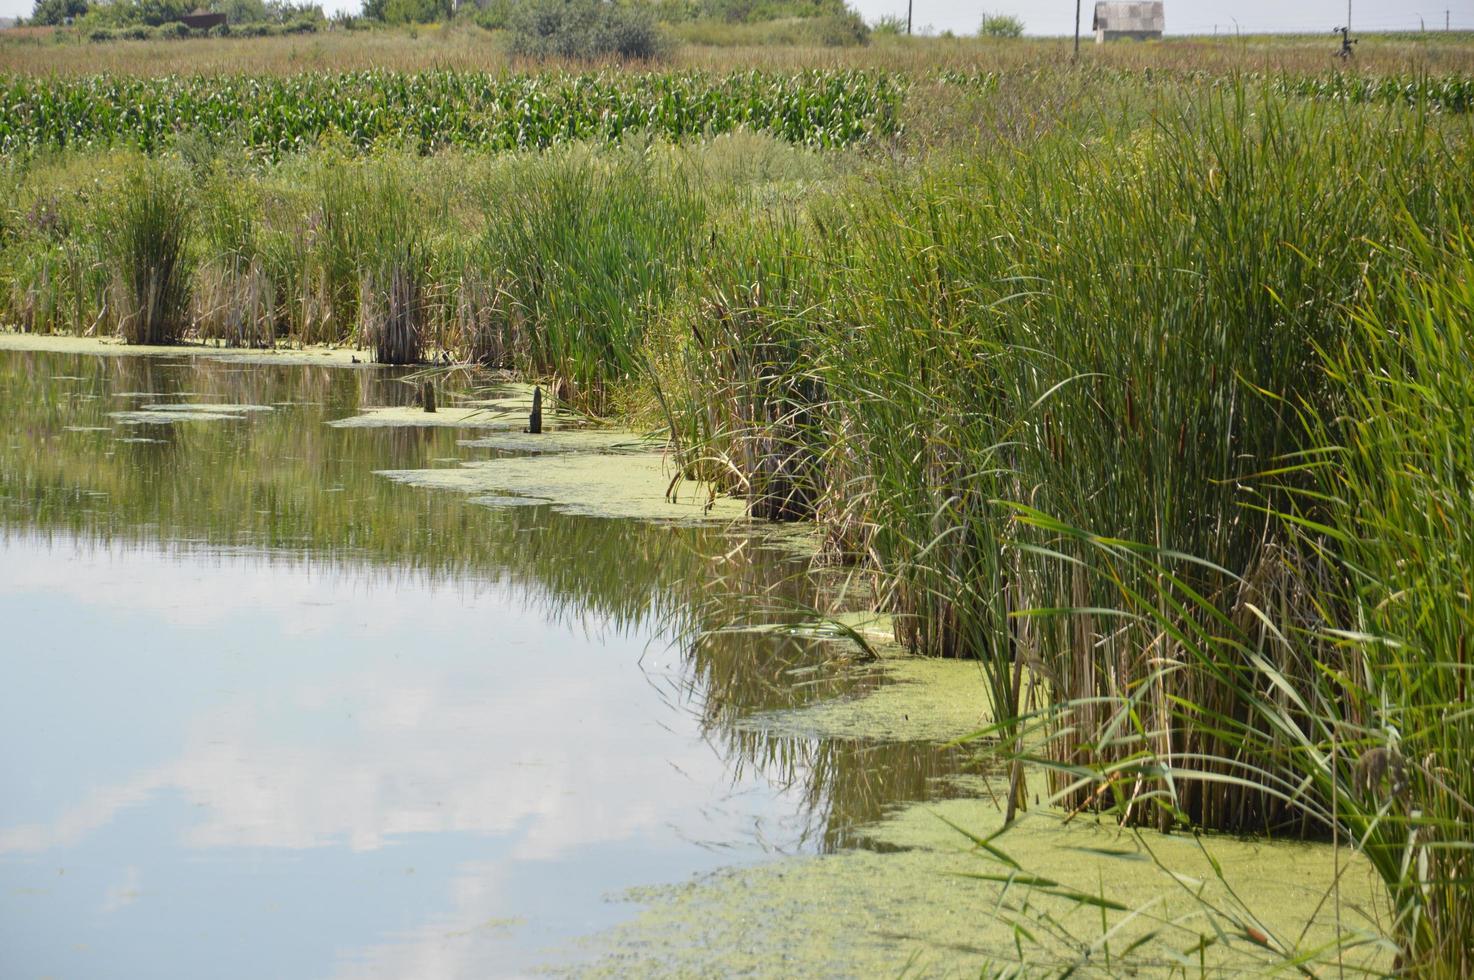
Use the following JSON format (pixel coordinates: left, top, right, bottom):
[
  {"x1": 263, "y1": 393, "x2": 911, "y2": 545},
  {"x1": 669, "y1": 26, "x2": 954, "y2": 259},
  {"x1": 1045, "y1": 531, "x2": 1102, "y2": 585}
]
[{"x1": 636, "y1": 81, "x2": 1474, "y2": 964}]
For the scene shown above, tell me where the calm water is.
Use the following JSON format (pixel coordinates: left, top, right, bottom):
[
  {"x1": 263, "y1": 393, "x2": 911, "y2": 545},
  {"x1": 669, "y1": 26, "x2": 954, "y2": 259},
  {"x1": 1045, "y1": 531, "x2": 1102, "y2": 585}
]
[{"x1": 0, "y1": 348, "x2": 971, "y2": 978}]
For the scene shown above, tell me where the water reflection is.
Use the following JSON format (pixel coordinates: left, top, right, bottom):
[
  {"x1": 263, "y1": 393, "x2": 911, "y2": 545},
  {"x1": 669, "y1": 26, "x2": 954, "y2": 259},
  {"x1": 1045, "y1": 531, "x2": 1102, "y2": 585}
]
[{"x1": 0, "y1": 347, "x2": 980, "y2": 977}]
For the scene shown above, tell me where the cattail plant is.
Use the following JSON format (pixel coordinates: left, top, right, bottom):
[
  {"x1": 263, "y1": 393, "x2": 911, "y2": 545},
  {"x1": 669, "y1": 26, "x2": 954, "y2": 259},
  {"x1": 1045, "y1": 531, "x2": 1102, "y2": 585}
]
[{"x1": 107, "y1": 163, "x2": 194, "y2": 345}]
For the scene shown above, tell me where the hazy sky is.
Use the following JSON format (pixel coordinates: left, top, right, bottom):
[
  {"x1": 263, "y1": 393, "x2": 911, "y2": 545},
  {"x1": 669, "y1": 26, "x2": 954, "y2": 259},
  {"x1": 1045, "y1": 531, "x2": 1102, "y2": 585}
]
[
  {"x1": 2, "y1": 0, "x2": 1469, "y2": 37},
  {"x1": 861, "y1": 0, "x2": 1472, "y2": 35}
]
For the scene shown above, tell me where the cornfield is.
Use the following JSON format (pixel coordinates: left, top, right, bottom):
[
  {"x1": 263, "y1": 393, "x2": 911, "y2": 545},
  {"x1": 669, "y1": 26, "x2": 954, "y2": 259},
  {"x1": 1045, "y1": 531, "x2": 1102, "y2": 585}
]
[
  {"x1": 0, "y1": 68, "x2": 902, "y2": 156},
  {"x1": 935, "y1": 67, "x2": 1474, "y2": 113}
]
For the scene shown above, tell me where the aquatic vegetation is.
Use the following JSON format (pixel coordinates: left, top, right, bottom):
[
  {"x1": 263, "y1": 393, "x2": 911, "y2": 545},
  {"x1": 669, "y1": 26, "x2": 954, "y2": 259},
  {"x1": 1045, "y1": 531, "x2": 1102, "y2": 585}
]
[
  {"x1": 584, "y1": 792, "x2": 1390, "y2": 974},
  {"x1": 377, "y1": 448, "x2": 746, "y2": 523},
  {"x1": 106, "y1": 162, "x2": 194, "y2": 345}
]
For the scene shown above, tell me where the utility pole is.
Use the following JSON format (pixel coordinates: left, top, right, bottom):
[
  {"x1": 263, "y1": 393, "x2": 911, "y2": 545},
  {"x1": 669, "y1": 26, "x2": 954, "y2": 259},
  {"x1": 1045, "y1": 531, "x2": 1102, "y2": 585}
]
[
  {"x1": 907, "y1": 0, "x2": 912, "y2": 35},
  {"x1": 1073, "y1": 0, "x2": 1081, "y2": 59}
]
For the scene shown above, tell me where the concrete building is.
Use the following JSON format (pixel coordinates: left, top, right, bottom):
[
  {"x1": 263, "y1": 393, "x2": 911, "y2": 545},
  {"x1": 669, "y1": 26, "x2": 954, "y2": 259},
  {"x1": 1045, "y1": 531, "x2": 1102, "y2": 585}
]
[{"x1": 1093, "y1": 1, "x2": 1164, "y2": 42}]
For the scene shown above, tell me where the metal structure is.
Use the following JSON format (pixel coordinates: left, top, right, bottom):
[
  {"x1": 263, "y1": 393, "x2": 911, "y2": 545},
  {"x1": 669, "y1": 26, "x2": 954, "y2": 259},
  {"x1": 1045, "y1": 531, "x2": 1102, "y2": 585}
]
[{"x1": 1092, "y1": 1, "x2": 1164, "y2": 43}]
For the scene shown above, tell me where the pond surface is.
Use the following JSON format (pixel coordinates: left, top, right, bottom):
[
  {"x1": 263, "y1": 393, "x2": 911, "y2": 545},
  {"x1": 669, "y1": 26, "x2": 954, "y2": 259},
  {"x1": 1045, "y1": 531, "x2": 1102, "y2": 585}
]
[{"x1": 0, "y1": 347, "x2": 978, "y2": 978}]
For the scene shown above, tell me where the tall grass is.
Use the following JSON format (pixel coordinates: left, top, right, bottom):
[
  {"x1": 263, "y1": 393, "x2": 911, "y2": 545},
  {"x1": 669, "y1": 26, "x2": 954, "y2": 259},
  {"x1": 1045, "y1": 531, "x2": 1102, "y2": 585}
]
[
  {"x1": 107, "y1": 161, "x2": 194, "y2": 344},
  {"x1": 355, "y1": 171, "x2": 432, "y2": 365},
  {"x1": 194, "y1": 163, "x2": 273, "y2": 348},
  {"x1": 649, "y1": 213, "x2": 828, "y2": 519},
  {"x1": 472, "y1": 146, "x2": 705, "y2": 411},
  {"x1": 1002, "y1": 225, "x2": 1474, "y2": 968},
  {"x1": 1304, "y1": 226, "x2": 1474, "y2": 970},
  {"x1": 631, "y1": 84, "x2": 1473, "y2": 847}
]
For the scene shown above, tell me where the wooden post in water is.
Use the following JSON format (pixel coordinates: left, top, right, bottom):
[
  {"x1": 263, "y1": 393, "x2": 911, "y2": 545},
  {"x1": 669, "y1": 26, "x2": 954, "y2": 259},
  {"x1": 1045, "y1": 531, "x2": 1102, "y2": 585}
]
[
  {"x1": 420, "y1": 380, "x2": 436, "y2": 413},
  {"x1": 528, "y1": 386, "x2": 543, "y2": 434}
]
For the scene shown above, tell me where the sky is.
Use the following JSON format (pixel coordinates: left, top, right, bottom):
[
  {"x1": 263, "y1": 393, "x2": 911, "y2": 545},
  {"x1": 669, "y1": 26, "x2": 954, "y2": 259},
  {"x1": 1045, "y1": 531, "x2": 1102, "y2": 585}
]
[
  {"x1": 2, "y1": 0, "x2": 1471, "y2": 40},
  {"x1": 856, "y1": 0, "x2": 1474, "y2": 36}
]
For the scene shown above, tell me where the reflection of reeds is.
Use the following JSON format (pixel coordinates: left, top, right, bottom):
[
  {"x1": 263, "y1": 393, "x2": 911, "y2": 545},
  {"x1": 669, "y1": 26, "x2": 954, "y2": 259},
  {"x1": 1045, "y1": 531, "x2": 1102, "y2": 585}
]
[
  {"x1": 0, "y1": 348, "x2": 749, "y2": 632},
  {"x1": 681, "y1": 626, "x2": 990, "y2": 853}
]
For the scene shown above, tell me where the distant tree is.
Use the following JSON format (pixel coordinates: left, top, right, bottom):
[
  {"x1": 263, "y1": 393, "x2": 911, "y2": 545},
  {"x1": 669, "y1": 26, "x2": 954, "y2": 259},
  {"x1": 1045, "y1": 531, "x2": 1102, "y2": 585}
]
[
  {"x1": 208, "y1": 0, "x2": 270, "y2": 22},
  {"x1": 467, "y1": 0, "x2": 514, "y2": 30},
  {"x1": 978, "y1": 11, "x2": 1022, "y2": 37},
  {"x1": 508, "y1": 0, "x2": 665, "y2": 60},
  {"x1": 266, "y1": 0, "x2": 323, "y2": 18},
  {"x1": 381, "y1": 0, "x2": 449, "y2": 22},
  {"x1": 80, "y1": 0, "x2": 190, "y2": 26},
  {"x1": 31, "y1": 0, "x2": 89, "y2": 24},
  {"x1": 360, "y1": 0, "x2": 444, "y2": 22},
  {"x1": 699, "y1": 0, "x2": 844, "y2": 24},
  {"x1": 870, "y1": 13, "x2": 905, "y2": 35},
  {"x1": 808, "y1": 7, "x2": 867, "y2": 45}
]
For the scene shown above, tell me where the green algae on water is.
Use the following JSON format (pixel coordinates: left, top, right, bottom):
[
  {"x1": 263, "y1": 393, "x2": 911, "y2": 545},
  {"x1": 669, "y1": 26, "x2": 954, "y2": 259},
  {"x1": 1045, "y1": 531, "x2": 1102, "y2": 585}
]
[
  {"x1": 329, "y1": 385, "x2": 586, "y2": 433},
  {"x1": 739, "y1": 656, "x2": 994, "y2": 744},
  {"x1": 327, "y1": 405, "x2": 519, "y2": 430},
  {"x1": 378, "y1": 451, "x2": 747, "y2": 523},
  {"x1": 577, "y1": 793, "x2": 1392, "y2": 978},
  {"x1": 0, "y1": 331, "x2": 368, "y2": 366},
  {"x1": 109, "y1": 403, "x2": 275, "y2": 424},
  {"x1": 457, "y1": 430, "x2": 655, "y2": 455}
]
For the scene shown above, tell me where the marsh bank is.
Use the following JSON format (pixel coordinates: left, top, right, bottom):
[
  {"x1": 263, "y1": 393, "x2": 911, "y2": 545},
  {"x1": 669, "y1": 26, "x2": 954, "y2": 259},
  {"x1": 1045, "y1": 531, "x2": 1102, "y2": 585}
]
[{"x1": 0, "y1": 335, "x2": 1390, "y2": 976}]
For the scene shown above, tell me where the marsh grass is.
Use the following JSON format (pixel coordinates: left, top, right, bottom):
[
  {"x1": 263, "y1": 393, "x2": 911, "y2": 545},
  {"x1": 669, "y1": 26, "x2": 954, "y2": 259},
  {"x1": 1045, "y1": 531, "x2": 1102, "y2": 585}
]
[
  {"x1": 473, "y1": 146, "x2": 705, "y2": 411},
  {"x1": 107, "y1": 161, "x2": 194, "y2": 345},
  {"x1": 649, "y1": 213, "x2": 827, "y2": 518},
  {"x1": 975, "y1": 211, "x2": 1474, "y2": 974},
  {"x1": 194, "y1": 166, "x2": 274, "y2": 347}
]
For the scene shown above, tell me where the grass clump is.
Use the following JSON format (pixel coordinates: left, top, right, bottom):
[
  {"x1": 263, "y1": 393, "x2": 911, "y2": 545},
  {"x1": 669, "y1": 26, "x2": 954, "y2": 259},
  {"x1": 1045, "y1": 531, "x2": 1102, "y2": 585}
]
[
  {"x1": 107, "y1": 160, "x2": 194, "y2": 345},
  {"x1": 1301, "y1": 227, "x2": 1474, "y2": 971}
]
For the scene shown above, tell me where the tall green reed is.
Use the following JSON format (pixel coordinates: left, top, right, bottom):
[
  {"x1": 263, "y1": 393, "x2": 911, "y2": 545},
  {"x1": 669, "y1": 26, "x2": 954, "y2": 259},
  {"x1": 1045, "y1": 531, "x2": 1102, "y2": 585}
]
[
  {"x1": 649, "y1": 213, "x2": 829, "y2": 519},
  {"x1": 106, "y1": 161, "x2": 195, "y2": 345},
  {"x1": 473, "y1": 145, "x2": 705, "y2": 412}
]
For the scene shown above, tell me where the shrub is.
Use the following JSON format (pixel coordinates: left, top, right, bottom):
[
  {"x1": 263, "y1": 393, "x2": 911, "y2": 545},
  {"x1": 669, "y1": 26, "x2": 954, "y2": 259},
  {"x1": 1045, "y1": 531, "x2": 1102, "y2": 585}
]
[
  {"x1": 870, "y1": 13, "x2": 905, "y2": 35},
  {"x1": 378, "y1": 0, "x2": 449, "y2": 25},
  {"x1": 507, "y1": 0, "x2": 665, "y2": 61},
  {"x1": 807, "y1": 8, "x2": 868, "y2": 45},
  {"x1": 31, "y1": 0, "x2": 89, "y2": 26},
  {"x1": 468, "y1": 0, "x2": 512, "y2": 30},
  {"x1": 978, "y1": 11, "x2": 1023, "y2": 37},
  {"x1": 106, "y1": 162, "x2": 194, "y2": 345}
]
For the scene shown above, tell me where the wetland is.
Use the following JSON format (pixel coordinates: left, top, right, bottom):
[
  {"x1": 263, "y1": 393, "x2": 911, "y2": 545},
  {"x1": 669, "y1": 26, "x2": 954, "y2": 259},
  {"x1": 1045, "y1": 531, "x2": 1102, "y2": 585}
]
[{"x1": 0, "y1": 341, "x2": 1391, "y2": 977}]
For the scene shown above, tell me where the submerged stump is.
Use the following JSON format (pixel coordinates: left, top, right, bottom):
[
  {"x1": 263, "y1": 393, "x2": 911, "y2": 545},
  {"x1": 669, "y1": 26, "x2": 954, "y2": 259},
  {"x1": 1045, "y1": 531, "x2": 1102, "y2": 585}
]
[
  {"x1": 420, "y1": 381, "x2": 436, "y2": 413},
  {"x1": 527, "y1": 386, "x2": 542, "y2": 434}
]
